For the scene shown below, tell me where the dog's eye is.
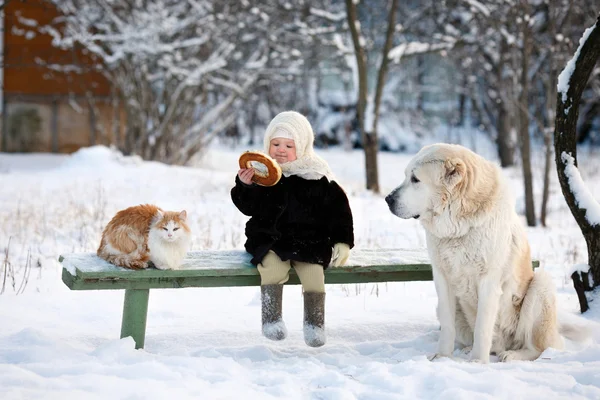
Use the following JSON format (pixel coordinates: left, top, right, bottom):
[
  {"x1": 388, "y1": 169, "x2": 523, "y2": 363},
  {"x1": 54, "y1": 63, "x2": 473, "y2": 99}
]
[{"x1": 411, "y1": 175, "x2": 420, "y2": 184}]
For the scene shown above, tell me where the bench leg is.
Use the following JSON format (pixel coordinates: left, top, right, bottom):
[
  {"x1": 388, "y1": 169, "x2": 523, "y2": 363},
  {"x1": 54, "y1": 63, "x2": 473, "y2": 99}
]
[{"x1": 120, "y1": 289, "x2": 150, "y2": 349}]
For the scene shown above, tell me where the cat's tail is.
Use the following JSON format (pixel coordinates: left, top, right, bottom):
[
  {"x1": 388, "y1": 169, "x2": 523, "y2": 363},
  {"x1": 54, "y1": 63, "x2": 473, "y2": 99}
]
[
  {"x1": 107, "y1": 254, "x2": 148, "y2": 269},
  {"x1": 98, "y1": 247, "x2": 149, "y2": 270}
]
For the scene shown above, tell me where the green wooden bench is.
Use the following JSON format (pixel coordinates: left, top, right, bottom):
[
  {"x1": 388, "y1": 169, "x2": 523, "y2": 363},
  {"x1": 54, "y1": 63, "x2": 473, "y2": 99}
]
[{"x1": 59, "y1": 249, "x2": 540, "y2": 349}]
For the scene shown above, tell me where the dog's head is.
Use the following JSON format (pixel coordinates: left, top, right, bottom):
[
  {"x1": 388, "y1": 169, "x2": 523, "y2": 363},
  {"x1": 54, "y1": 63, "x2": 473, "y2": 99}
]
[
  {"x1": 385, "y1": 143, "x2": 497, "y2": 230},
  {"x1": 385, "y1": 144, "x2": 466, "y2": 221}
]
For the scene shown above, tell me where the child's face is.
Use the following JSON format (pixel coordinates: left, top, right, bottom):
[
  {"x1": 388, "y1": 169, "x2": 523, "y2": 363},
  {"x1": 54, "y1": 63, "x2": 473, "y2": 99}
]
[{"x1": 269, "y1": 138, "x2": 297, "y2": 164}]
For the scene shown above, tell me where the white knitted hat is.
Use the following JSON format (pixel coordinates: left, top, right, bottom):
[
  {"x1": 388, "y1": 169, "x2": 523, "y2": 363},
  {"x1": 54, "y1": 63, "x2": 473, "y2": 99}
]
[
  {"x1": 263, "y1": 111, "x2": 314, "y2": 159},
  {"x1": 262, "y1": 111, "x2": 334, "y2": 180},
  {"x1": 270, "y1": 127, "x2": 294, "y2": 141}
]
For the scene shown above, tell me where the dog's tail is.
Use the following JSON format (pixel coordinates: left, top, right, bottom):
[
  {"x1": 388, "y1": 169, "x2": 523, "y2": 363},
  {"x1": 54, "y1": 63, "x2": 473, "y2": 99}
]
[
  {"x1": 558, "y1": 311, "x2": 595, "y2": 343},
  {"x1": 559, "y1": 321, "x2": 594, "y2": 342}
]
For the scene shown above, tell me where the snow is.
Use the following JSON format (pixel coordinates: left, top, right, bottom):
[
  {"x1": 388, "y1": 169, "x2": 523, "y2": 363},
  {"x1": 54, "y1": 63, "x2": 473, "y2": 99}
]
[
  {"x1": 62, "y1": 248, "x2": 431, "y2": 276},
  {"x1": 561, "y1": 152, "x2": 600, "y2": 226},
  {"x1": 310, "y1": 8, "x2": 346, "y2": 22},
  {"x1": 465, "y1": 0, "x2": 491, "y2": 17},
  {"x1": 1, "y1": 143, "x2": 600, "y2": 399},
  {"x1": 557, "y1": 24, "x2": 596, "y2": 103},
  {"x1": 388, "y1": 42, "x2": 453, "y2": 63},
  {"x1": 567, "y1": 263, "x2": 591, "y2": 277}
]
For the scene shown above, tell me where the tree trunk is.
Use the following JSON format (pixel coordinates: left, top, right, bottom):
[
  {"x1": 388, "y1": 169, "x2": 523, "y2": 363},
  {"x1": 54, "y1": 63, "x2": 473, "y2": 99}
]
[
  {"x1": 577, "y1": 101, "x2": 600, "y2": 143},
  {"x1": 540, "y1": 128, "x2": 552, "y2": 227},
  {"x1": 345, "y1": 0, "x2": 378, "y2": 192},
  {"x1": 496, "y1": 39, "x2": 516, "y2": 167},
  {"x1": 519, "y1": 6, "x2": 536, "y2": 226},
  {"x1": 456, "y1": 76, "x2": 467, "y2": 127},
  {"x1": 571, "y1": 269, "x2": 592, "y2": 313},
  {"x1": 368, "y1": 0, "x2": 399, "y2": 194},
  {"x1": 541, "y1": 71, "x2": 557, "y2": 227},
  {"x1": 541, "y1": 2, "x2": 560, "y2": 228},
  {"x1": 364, "y1": 134, "x2": 379, "y2": 192},
  {"x1": 554, "y1": 14, "x2": 600, "y2": 313},
  {"x1": 587, "y1": 231, "x2": 600, "y2": 290},
  {"x1": 86, "y1": 93, "x2": 98, "y2": 146},
  {"x1": 496, "y1": 104, "x2": 515, "y2": 167},
  {"x1": 416, "y1": 55, "x2": 425, "y2": 115}
]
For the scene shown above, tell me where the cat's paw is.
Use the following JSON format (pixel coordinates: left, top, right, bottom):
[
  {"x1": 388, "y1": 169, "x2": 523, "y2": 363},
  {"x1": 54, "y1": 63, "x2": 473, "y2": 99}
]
[
  {"x1": 128, "y1": 261, "x2": 149, "y2": 269},
  {"x1": 153, "y1": 264, "x2": 171, "y2": 270}
]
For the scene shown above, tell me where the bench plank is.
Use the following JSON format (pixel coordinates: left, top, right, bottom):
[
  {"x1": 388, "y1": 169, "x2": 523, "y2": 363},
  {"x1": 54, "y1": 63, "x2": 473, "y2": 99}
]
[{"x1": 60, "y1": 249, "x2": 435, "y2": 290}]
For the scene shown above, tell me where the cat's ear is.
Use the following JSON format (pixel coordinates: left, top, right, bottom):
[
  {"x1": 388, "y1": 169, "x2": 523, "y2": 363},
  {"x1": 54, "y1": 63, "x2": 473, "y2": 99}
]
[
  {"x1": 178, "y1": 210, "x2": 187, "y2": 220},
  {"x1": 153, "y1": 210, "x2": 164, "y2": 224}
]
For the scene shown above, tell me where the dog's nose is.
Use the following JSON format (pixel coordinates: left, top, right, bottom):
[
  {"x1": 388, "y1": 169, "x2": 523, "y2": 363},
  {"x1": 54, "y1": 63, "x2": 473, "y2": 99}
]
[{"x1": 385, "y1": 194, "x2": 394, "y2": 207}]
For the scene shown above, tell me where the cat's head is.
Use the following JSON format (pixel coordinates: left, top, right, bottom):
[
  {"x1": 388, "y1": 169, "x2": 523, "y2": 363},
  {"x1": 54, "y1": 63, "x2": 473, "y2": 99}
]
[{"x1": 151, "y1": 210, "x2": 191, "y2": 242}]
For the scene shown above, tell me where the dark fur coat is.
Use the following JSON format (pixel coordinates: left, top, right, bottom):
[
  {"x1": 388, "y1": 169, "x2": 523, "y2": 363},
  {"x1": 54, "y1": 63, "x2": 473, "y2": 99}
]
[{"x1": 231, "y1": 175, "x2": 354, "y2": 268}]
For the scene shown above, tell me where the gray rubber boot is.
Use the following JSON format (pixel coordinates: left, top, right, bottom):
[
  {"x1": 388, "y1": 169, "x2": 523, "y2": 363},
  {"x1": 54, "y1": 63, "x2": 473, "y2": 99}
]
[
  {"x1": 303, "y1": 291, "x2": 326, "y2": 347},
  {"x1": 261, "y1": 284, "x2": 287, "y2": 341}
]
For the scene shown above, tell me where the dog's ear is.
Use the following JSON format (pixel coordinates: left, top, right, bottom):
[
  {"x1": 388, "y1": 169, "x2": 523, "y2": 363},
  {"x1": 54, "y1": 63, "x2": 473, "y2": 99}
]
[{"x1": 444, "y1": 158, "x2": 466, "y2": 187}]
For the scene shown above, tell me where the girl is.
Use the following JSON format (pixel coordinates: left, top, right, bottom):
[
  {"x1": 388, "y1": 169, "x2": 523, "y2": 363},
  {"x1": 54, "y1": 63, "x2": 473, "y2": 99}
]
[{"x1": 231, "y1": 111, "x2": 354, "y2": 347}]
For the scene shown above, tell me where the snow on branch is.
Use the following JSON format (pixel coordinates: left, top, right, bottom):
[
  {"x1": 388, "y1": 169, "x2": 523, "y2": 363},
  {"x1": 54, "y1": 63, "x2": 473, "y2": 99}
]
[
  {"x1": 557, "y1": 25, "x2": 595, "y2": 103},
  {"x1": 388, "y1": 41, "x2": 454, "y2": 63},
  {"x1": 567, "y1": 263, "x2": 590, "y2": 277},
  {"x1": 561, "y1": 152, "x2": 600, "y2": 226},
  {"x1": 332, "y1": 33, "x2": 353, "y2": 55},
  {"x1": 463, "y1": 0, "x2": 491, "y2": 17},
  {"x1": 310, "y1": 7, "x2": 346, "y2": 22}
]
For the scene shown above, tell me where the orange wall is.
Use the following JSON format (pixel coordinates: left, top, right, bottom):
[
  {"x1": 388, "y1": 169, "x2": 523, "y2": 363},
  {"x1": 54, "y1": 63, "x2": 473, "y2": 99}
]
[
  {"x1": 3, "y1": 100, "x2": 124, "y2": 152},
  {"x1": 3, "y1": 0, "x2": 112, "y2": 97}
]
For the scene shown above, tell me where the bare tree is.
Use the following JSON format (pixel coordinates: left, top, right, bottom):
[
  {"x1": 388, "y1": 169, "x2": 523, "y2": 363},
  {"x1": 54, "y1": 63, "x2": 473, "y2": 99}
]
[
  {"x1": 432, "y1": 1, "x2": 520, "y2": 167},
  {"x1": 345, "y1": 0, "x2": 398, "y2": 193},
  {"x1": 40, "y1": 0, "x2": 325, "y2": 164},
  {"x1": 539, "y1": 1, "x2": 574, "y2": 227},
  {"x1": 554, "y1": 14, "x2": 600, "y2": 313},
  {"x1": 518, "y1": 2, "x2": 536, "y2": 226}
]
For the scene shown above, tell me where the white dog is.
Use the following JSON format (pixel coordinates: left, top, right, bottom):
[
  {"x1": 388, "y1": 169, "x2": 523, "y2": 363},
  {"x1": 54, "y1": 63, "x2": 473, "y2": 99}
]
[{"x1": 386, "y1": 143, "x2": 568, "y2": 363}]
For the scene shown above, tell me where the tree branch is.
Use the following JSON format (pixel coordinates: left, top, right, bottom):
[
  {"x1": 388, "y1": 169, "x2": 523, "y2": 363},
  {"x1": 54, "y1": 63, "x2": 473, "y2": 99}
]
[
  {"x1": 372, "y1": 0, "x2": 399, "y2": 133},
  {"x1": 554, "y1": 14, "x2": 600, "y2": 232}
]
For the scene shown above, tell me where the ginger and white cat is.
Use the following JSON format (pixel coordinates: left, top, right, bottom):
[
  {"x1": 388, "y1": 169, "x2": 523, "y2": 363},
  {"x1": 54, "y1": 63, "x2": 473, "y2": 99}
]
[{"x1": 97, "y1": 204, "x2": 191, "y2": 270}]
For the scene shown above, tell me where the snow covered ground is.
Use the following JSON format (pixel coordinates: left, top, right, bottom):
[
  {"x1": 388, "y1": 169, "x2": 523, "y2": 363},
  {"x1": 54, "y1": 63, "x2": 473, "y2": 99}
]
[{"x1": 1, "y1": 141, "x2": 599, "y2": 399}]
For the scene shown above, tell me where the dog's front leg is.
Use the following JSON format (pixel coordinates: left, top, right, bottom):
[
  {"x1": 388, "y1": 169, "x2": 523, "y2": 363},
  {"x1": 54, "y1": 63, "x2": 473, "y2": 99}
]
[
  {"x1": 432, "y1": 267, "x2": 456, "y2": 358},
  {"x1": 471, "y1": 274, "x2": 502, "y2": 363}
]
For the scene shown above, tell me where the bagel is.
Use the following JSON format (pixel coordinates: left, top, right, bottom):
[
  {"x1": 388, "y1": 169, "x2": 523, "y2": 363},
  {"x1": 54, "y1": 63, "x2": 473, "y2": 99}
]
[{"x1": 238, "y1": 151, "x2": 282, "y2": 187}]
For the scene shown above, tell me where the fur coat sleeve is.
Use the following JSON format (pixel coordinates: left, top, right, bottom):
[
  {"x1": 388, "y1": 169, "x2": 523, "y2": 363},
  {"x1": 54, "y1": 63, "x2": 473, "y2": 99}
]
[
  {"x1": 325, "y1": 181, "x2": 354, "y2": 248},
  {"x1": 230, "y1": 176, "x2": 262, "y2": 216}
]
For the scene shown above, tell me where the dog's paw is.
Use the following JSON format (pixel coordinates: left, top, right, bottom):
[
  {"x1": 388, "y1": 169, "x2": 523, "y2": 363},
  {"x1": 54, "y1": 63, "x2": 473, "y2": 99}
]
[
  {"x1": 498, "y1": 351, "x2": 516, "y2": 362},
  {"x1": 428, "y1": 353, "x2": 449, "y2": 361},
  {"x1": 467, "y1": 357, "x2": 489, "y2": 364},
  {"x1": 468, "y1": 353, "x2": 490, "y2": 364},
  {"x1": 467, "y1": 353, "x2": 489, "y2": 363}
]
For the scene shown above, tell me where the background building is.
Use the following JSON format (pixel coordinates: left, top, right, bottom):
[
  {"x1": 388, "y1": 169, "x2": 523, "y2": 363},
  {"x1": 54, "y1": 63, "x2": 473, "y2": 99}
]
[{"x1": 1, "y1": 0, "x2": 125, "y2": 153}]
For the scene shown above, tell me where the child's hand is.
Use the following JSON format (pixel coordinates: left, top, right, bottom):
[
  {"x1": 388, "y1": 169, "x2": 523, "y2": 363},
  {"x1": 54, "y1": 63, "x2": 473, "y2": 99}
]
[
  {"x1": 330, "y1": 243, "x2": 350, "y2": 267},
  {"x1": 238, "y1": 168, "x2": 255, "y2": 185}
]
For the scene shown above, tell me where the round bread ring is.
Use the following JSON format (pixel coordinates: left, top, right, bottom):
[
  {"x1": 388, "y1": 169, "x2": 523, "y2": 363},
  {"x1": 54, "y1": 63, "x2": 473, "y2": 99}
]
[{"x1": 238, "y1": 151, "x2": 282, "y2": 187}]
